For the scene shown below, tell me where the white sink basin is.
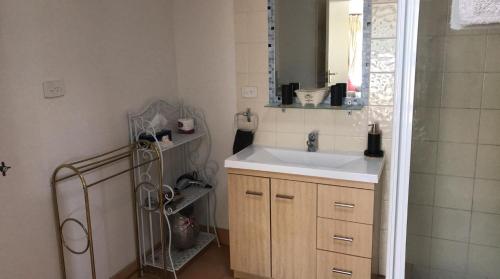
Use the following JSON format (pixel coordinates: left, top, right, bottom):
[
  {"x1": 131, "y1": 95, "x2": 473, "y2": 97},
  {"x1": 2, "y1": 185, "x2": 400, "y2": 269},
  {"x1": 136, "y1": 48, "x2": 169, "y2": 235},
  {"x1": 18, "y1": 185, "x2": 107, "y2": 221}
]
[{"x1": 224, "y1": 145, "x2": 384, "y2": 183}]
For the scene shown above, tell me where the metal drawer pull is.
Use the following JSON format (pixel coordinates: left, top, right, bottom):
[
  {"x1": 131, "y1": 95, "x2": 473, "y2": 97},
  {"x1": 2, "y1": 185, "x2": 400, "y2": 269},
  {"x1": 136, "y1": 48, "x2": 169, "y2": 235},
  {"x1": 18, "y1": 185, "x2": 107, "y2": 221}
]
[
  {"x1": 333, "y1": 235, "x2": 354, "y2": 242},
  {"x1": 332, "y1": 268, "x2": 353, "y2": 276},
  {"x1": 245, "y1": 191, "x2": 263, "y2": 196},
  {"x1": 334, "y1": 202, "x2": 355, "y2": 208},
  {"x1": 276, "y1": 194, "x2": 294, "y2": 200}
]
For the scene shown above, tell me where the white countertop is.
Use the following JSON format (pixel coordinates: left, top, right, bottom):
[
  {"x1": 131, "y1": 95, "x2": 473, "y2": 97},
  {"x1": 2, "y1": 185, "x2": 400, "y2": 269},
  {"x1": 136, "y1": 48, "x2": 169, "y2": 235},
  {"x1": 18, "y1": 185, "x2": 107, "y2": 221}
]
[{"x1": 224, "y1": 145, "x2": 385, "y2": 183}]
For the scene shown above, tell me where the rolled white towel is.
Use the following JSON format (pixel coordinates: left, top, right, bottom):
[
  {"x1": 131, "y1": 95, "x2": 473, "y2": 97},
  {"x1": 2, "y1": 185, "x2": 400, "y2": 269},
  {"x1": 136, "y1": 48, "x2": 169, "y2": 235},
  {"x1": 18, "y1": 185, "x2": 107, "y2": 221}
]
[{"x1": 451, "y1": 0, "x2": 500, "y2": 30}]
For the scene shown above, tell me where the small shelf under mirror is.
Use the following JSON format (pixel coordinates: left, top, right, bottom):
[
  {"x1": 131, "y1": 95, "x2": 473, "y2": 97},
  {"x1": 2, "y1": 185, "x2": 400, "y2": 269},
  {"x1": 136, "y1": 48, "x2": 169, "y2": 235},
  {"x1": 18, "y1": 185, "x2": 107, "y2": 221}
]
[{"x1": 265, "y1": 103, "x2": 364, "y2": 110}]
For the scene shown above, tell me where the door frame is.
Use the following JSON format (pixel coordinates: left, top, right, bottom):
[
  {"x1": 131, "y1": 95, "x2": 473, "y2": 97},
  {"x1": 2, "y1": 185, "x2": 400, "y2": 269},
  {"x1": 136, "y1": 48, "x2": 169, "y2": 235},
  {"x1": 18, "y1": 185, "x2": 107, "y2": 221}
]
[{"x1": 385, "y1": 0, "x2": 421, "y2": 278}]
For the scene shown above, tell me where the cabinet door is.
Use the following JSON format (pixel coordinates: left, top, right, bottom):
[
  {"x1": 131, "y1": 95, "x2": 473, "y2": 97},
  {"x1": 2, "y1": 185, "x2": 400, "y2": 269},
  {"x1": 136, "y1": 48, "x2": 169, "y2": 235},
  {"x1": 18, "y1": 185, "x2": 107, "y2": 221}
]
[
  {"x1": 271, "y1": 179, "x2": 317, "y2": 279},
  {"x1": 228, "y1": 174, "x2": 271, "y2": 277}
]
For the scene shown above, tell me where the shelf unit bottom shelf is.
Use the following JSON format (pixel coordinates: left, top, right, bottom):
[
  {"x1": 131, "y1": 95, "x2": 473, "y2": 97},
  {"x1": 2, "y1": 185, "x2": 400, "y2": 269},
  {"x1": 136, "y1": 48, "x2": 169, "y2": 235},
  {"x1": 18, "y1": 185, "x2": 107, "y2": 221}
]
[{"x1": 144, "y1": 232, "x2": 216, "y2": 272}]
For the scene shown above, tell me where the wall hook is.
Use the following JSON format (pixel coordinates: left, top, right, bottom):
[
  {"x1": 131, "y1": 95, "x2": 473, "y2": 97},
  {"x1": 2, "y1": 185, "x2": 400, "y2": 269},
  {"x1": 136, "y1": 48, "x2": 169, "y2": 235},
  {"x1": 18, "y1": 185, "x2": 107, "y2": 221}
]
[{"x1": 1, "y1": 161, "x2": 11, "y2": 176}]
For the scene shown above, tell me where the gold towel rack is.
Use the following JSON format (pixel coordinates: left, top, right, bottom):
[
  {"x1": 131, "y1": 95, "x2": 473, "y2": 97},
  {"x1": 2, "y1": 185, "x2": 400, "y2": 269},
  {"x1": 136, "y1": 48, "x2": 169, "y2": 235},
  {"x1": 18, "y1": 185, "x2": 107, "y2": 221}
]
[{"x1": 51, "y1": 140, "x2": 163, "y2": 279}]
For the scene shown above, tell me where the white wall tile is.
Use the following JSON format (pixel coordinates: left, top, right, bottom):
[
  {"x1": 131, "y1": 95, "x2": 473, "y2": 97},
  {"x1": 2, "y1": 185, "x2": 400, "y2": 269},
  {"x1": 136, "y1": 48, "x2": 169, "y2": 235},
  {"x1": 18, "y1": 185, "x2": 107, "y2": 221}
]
[
  {"x1": 275, "y1": 132, "x2": 305, "y2": 150},
  {"x1": 406, "y1": 235, "x2": 432, "y2": 267},
  {"x1": 409, "y1": 173, "x2": 435, "y2": 205},
  {"x1": 445, "y1": 35, "x2": 486, "y2": 72},
  {"x1": 438, "y1": 108, "x2": 480, "y2": 143},
  {"x1": 473, "y1": 179, "x2": 500, "y2": 214},
  {"x1": 243, "y1": 73, "x2": 269, "y2": 102},
  {"x1": 434, "y1": 176, "x2": 473, "y2": 210},
  {"x1": 411, "y1": 141, "x2": 438, "y2": 173},
  {"x1": 416, "y1": 36, "x2": 445, "y2": 73},
  {"x1": 432, "y1": 208, "x2": 471, "y2": 242},
  {"x1": 482, "y1": 73, "x2": 500, "y2": 109},
  {"x1": 234, "y1": 13, "x2": 248, "y2": 43},
  {"x1": 317, "y1": 134, "x2": 335, "y2": 152},
  {"x1": 304, "y1": 109, "x2": 336, "y2": 135},
  {"x1": 485, "y1": 35, "x2": 500, "y2": 72},
  {"x1": 413, "y1": 108, "x2": 440, "y2": 141},
  {"x1": 436, "y1": 142, "x2": 477, "y2": 177},
  {"x1": 369, "y1": 73, "x2": 395, "y2": 106},
  {"x1": 468, "y1": 245, "x2": 500, "y2": 278},
  {"x1": 430, "y1": 239, "x2": 468, "y2": 272},
  {"x1": 407, "y1": 205, "x2": 433, "y2": 236},
  {"x1": 333, "y1": 136, "x2": 366, "y2": 152},
  {"x1": 372, "y1": 4, "x2": 398, "y2": 38},
  {"x1": 478, "y1": 109, "x2": 500, "y2": 145},
  {"x1": 441, "y1": 73, "x2": 483, "y2": 109},
  {"x1": 418, "y1": 0, "x2": 447, "y2": 36},
  {"x1": 235, "y1": 0, "x2": 267, "y2": 13},
  {"x1": 470, "y1": 212, "x2": 500, "y2": 247},
  {"x1": 247, "y1": 11, "x2": 268, "y2": 43},
  {"x1": 414, "y1": 71, "x2": 443, "y2": 108},
  {"x1": 334, "y1": 109, "x2": 368, "y2": 137},
  {"x1": 247, "y1": 43, "x2": 268, "y2": 73},
  {"x1": 371, "y1": 39, "x2": 397, "y2": 72},
  {"x1": 235, "y1": 43, "x2": 248, "y2": 73},
  {"x1": 275, "y1": 108, "x2": 304, "y2": 133},
  {"x1": 476, "y1": 145, "x2": 500, "y2": 180},
  {"x1": 369, "y1": 106, "x2": 393, "y2": 139},
  {"x1": 254, "y1": 131, "x2": 276, "y2": 146}
]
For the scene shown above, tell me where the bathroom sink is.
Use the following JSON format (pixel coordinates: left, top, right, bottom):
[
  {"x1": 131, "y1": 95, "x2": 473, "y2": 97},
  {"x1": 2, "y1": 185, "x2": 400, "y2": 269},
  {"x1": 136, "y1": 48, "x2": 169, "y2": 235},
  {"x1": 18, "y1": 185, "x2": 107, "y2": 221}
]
[{"x1": 224, "y1": 145, "x2": 384, "y2": 183}]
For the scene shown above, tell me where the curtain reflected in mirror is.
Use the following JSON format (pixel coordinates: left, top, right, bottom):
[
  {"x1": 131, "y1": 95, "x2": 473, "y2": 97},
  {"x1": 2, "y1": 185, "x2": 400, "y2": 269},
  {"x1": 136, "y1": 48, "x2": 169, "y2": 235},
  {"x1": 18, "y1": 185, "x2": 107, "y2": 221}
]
[
  {"x1": 327, "y1": 0, "x2": 363, "y2": 94},
  {"x1": 348, "y1": 13, "x2": 362, "y2": 92}
]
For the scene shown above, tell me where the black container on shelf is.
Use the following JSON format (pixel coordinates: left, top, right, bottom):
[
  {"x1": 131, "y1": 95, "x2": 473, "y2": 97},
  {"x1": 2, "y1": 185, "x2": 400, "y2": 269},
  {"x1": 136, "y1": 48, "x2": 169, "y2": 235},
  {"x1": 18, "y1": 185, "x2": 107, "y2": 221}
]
[
  {"x1": 330, "y1": 84, "x2": 346, "y2": 106},
  {"x1": 281, "y1": 84, "x2": 294, "y2": 105},
  {"x1": 364, "y1": 123, "x2": 384, "y2": 157},
  {"x1": 289, "y1": 82, "x2": 300, "y2": 97}
]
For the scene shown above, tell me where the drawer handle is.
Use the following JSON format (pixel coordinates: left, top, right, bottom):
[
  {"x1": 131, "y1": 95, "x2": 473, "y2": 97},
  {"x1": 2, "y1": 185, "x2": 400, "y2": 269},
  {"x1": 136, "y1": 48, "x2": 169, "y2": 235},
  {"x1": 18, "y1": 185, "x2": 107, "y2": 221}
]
[
  {"x1": 334, "y1": 202, "x2": 355, "y2": 208},
  {"x1": 245, "y1": 191, "x2": 263, "y2": 196},
  {"x1": 332, "y1": 268, "x2": 353, "y2": 276},
  {"x1": 333, "y1": 235, "x2": 354, "y2": 242},
  {"x1": 276, "y1": 194, "x2": 294, "y2": 200}
]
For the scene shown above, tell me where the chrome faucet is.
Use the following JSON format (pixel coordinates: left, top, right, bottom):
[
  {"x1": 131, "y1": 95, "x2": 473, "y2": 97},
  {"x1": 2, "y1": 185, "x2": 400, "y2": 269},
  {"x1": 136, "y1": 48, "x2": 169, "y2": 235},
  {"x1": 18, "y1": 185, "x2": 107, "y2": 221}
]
[{"x1": 307, "y1": 131, "x2": 318, "y2": 152}]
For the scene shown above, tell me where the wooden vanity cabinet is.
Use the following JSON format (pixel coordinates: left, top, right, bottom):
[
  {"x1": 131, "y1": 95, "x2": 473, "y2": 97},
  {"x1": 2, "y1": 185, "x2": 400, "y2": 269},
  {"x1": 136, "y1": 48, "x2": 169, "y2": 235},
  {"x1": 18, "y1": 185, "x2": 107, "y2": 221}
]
[
  {"x1": 228, "y1": 174, "x2": 271, "y2": 277},
  {"x1": 227, "y1": 169, "x2": 381, "y2": 279},
  {"x1": 270, "y1": 179, "x2": 316, "y2": 279}
]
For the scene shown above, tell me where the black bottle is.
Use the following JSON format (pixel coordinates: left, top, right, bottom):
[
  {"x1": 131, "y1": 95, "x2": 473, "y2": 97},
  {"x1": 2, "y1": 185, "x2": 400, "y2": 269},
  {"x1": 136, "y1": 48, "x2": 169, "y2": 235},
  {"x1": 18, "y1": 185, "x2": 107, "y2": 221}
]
[
  {"x1": 364, "y1": 123, "x2": 384, "y2": 157},
  {"x1": 281, "y1": 84, "x2": 294, "y2": 105},
  {"x1": 330, "y1": 83, "x2": 347, "y2": 106}
]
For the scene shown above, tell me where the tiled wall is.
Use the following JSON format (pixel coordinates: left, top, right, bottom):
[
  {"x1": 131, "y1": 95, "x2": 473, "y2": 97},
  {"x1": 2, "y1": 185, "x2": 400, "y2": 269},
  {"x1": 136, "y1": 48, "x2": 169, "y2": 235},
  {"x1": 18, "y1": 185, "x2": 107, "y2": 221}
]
[
  {"x1": 407, "y1": 0, "x2": 500, "y2": 278},
  {"x1": 234, "y1": 0, "x2": 397, "y2": 274}
]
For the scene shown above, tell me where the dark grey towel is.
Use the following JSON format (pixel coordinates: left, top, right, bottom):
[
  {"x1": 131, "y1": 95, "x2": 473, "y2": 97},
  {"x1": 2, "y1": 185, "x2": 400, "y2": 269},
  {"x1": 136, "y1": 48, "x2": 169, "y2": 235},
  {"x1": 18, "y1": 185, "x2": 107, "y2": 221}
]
[{"x1": 233, "y1": 130, "x2": 254, "y2": 154}]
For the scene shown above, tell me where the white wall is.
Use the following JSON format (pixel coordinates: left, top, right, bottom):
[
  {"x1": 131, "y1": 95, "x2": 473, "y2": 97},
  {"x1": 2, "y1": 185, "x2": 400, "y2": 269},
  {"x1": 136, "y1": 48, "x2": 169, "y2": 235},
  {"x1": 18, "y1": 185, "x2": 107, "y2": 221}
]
[
  {"x1": 172, "y1": 0, "x2": 237, "y2": 229},
  {"x1": 0, "y1": 0, "x2": 178, "y2": 278}
]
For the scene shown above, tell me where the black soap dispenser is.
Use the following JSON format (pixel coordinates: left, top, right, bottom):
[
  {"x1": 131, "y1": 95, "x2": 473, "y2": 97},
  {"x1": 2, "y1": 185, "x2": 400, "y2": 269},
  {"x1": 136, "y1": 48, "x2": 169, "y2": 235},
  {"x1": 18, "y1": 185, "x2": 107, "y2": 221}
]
[{"x1": 364, "y1": 123, "x2": 384, "y2": 157}]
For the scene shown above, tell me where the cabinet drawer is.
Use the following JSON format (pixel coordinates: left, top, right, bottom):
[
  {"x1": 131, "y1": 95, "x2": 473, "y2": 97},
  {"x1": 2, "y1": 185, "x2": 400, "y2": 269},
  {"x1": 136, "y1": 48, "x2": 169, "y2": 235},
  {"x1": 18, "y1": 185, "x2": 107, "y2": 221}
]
[
  {"x1": 317, "y1": 218, "x2": 373, "y2": 258},
  {"x1": 318, "y1": 184, "x2": 374, "y2": 224},
  {"x1": 317, "y1": 250, "x2": 371, "y2": 279}
]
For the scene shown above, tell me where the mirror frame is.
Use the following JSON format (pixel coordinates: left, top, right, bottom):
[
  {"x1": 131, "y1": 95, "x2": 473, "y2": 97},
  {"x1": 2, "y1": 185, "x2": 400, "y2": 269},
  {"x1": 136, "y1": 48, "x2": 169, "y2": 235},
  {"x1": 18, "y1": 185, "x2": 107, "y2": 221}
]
[{"x1": 267, "y1": 0, "x2": 372, "y2": 106}]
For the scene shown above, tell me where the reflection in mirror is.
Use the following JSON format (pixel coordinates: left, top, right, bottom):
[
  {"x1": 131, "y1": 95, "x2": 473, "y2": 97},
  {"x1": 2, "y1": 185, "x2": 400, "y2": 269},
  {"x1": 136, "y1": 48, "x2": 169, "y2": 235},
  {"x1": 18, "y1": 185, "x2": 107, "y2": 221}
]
[
  {"x1": 269, "y1": 0, "x2": 369, "y2": 106},
  {"x1": 327, "y1": 0, "x2": 363, "y2": 93}
]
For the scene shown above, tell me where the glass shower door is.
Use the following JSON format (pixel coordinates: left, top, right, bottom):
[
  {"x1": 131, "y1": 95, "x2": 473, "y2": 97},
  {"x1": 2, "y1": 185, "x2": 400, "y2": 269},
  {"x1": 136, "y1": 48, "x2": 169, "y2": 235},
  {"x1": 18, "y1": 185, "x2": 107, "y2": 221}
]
[{"x1": 405, "y1": 0, "x2": 500, "y2": 278}]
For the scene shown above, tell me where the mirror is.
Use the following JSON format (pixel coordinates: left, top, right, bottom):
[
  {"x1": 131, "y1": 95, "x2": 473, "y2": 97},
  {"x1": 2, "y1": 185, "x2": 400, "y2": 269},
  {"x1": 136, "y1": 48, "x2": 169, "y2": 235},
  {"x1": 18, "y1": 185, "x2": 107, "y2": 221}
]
[{"x1": 268, "y1": 0, "x2": 370, "y2": 105}]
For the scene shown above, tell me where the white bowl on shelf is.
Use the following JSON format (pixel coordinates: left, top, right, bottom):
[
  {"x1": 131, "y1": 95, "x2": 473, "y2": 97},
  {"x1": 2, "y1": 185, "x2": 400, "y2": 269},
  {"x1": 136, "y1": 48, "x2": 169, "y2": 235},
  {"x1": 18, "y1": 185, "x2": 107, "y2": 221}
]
[{"x1": 295, "y1": 88, "x2": 329, "y2": 107}]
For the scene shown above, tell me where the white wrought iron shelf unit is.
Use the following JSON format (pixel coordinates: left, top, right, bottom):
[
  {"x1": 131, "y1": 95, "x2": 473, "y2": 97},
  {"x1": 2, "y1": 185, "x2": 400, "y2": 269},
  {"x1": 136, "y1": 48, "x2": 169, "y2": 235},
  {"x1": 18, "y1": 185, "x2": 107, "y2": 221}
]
[
  {"x1": 157, "y1": 130, "x2": 206, "y2": 152},
  {"x1": 128, "y1": 100, "x2": 219, "y2": 279}
]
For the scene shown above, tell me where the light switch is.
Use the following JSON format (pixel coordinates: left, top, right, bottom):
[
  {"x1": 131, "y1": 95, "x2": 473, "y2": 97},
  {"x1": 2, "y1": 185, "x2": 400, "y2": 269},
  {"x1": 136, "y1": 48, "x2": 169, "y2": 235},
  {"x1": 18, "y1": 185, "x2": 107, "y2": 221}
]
[
  {"x1": 241, "y1": 86, "x2": 258, "y2": 98},
  {"x1": 43, "y1": 80, "x2": 65, "y2": 98}
]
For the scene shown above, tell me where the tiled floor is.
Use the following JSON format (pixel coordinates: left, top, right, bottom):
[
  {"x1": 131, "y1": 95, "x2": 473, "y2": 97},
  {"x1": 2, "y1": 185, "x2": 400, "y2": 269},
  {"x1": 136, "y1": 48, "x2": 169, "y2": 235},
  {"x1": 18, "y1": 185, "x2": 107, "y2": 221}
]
[
  {"x1": 129, "y1": 243, "x2": 386, "y2": 279},
  {"x1": 129, "y1": 243, "x2": 233, "y2": 279}
]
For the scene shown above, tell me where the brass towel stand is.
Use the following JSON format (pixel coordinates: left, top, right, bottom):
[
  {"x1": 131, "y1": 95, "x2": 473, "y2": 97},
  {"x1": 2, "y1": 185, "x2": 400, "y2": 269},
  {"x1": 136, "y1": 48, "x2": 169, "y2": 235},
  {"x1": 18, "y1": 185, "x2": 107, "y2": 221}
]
[{"x1": 51, "y1": 140, "x2": 163, "y2": 279}]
